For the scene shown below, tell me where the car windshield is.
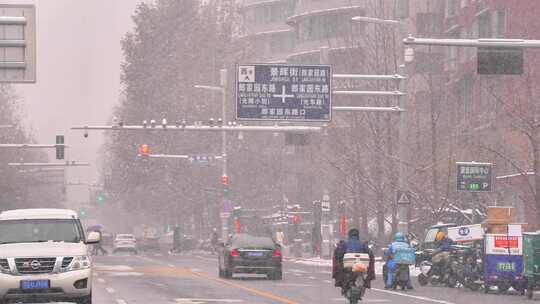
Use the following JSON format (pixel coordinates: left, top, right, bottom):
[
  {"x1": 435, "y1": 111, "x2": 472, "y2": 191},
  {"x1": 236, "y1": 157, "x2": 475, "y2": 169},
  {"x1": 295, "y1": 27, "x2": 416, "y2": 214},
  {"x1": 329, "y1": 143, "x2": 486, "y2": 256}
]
[
  {"x1": 424, "y1": 228, "x2": 439, "y2": 243},
  {"x1": 232, "y1": 234, "x2": 275, "y2": 249},
  {"x1": 0, "y1": 219, "x2": 82, "y2": 244}
]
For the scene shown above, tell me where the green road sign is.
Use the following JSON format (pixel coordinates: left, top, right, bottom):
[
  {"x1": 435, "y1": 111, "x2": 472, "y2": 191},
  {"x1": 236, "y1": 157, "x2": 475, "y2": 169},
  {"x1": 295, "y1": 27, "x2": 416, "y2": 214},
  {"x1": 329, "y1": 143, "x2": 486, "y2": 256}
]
[{"x1": 457, "y1": 162, "x2": 494, "y2": 192}]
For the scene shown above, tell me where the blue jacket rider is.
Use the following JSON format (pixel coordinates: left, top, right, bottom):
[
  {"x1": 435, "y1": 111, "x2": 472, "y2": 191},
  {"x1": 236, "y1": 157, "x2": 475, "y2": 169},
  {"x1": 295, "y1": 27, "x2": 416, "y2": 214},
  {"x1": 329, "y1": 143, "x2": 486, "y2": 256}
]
[{"x1": 385, "y1": 232, "x2": 413, "y2": 289}]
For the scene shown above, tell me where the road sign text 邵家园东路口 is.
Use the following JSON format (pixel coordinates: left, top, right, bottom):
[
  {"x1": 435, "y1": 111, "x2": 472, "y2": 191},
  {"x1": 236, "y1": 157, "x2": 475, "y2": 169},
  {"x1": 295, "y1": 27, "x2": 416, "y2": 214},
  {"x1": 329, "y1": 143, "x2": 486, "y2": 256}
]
[{"x1": 236, "y1": 64, "x2": 332, "y2": 122}]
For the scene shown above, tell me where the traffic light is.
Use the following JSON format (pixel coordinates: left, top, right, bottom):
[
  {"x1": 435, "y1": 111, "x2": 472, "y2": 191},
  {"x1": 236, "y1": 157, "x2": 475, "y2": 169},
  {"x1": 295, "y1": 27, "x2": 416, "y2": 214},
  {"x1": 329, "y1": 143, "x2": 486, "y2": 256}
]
[
  {"x1": 55, "y1": 135, "x2": 64, "y2": 160},
  {"x1": 139, "y1": 144, "x2": 150, "y2": 157},
  {"x1": 96, "y1": 193, "x2": 105, "y2": 205},
  {"x1": 221, "y1": 174, "x2": 230, "y2": 195},
  {"x1": 292, "y1": 214, "x2": 301, "y2": 225},
  {"x1": 221, "y1": 174, "x2": 229, "y2": 186}
]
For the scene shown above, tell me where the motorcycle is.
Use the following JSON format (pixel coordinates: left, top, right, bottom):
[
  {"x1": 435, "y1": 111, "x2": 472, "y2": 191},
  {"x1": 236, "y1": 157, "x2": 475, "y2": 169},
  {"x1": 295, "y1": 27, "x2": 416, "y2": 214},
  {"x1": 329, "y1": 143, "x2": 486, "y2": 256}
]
[
  {"x1": 342, "y1": 253, "x2": 370, "y2": 304},
  {"x1": 417, "y1": 251, "x2": 458, "y2": 287},
  {"x1": 392, "y1": 264, "x2": 411, "y2": 290},
  {"x1": 450, "y1": 246, "x2": 483, "y2": 291}
]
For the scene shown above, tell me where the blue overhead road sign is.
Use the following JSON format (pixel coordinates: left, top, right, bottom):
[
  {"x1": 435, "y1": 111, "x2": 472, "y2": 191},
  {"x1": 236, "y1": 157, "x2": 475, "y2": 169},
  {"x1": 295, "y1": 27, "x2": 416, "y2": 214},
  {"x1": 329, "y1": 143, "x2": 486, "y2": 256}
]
[{"x1": 236, "y1": 64, "x2": 332, "y2": 121}]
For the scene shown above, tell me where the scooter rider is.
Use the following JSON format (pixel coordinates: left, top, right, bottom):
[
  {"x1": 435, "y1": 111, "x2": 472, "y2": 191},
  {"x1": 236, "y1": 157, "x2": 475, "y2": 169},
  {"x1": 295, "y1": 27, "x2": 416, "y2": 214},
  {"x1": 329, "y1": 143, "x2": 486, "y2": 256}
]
[
  {"x1": 431, "y1": 231, "x2": 455, "y2": 269},
  {"x1": 385, "y1": 232, "x2": 413, "y2": 289},
  {"x1": 333, "y1": 229, "x2": 375, "y2": 294}
]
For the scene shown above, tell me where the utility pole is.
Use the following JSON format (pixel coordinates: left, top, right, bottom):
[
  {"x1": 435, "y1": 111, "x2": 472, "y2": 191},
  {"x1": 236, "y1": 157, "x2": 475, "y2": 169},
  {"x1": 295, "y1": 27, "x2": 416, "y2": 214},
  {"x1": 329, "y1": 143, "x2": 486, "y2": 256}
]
[{"x1": 195, "y1": 69, "x2": 230, "y2": 242}]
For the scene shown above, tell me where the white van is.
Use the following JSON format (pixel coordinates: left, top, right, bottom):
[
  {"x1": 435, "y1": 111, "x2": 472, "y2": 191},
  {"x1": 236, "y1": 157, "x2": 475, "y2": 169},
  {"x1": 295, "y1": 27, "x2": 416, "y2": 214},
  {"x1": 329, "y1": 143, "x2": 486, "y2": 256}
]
[{"x1": 0, "y1": 209, "x2": 100, "y2": 304}]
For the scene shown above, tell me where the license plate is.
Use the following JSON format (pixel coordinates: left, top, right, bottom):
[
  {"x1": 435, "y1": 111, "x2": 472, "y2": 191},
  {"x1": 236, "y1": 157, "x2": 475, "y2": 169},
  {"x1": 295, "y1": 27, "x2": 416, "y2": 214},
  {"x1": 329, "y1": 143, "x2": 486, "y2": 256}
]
[
  {"x1": 247, "y1": 251, "x2": 264, "y2": 257},
  {"x1": 21, "y1": 280, "x2": 49, "y2": 289}
]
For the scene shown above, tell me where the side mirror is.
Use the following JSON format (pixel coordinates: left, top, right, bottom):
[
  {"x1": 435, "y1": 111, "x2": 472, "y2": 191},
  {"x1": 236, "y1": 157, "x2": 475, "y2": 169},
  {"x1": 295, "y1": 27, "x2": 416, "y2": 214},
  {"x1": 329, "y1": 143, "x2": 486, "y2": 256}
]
[{"x1": 86, "y1": 231, "x2": 101, "y2": 244}]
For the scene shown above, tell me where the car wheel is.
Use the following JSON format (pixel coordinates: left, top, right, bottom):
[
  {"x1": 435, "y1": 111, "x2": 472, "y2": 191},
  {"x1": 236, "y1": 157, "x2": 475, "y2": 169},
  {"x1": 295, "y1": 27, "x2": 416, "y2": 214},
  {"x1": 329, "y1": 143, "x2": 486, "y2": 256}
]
[
  {"x1": 224, "y1": 265, "x2": 233, "y2": 279},
  {"x1": 76, "y1": 293, "x2": 92, "y2": 304},
  {"x1": 527, "y1": 287, "x2": 534, "y2": 300},
  {"x1": 417, "y1": 274, "x2": 429, "y2": 286},
  {"x1": 497, "y1": 283, "x2": 510, "y2": 294},
  {"x1": 270, "y1": 269, "x2": 283, "y2": 280}
]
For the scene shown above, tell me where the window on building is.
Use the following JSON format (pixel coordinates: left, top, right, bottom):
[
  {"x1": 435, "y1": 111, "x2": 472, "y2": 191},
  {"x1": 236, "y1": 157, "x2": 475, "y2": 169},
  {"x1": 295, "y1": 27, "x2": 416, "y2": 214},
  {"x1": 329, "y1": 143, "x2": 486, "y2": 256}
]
[
  {"x1": 297, "y1": 13, "x2": 350, "y2": 42},
  {"x1": 493, "y1": 10, "x2": 506, "y2": 38},
  {"x1": 446, "y1": 0, "x2": 459, "y2": 17},
  {"x1": 477, "y1": 11, "x2": 491, "y2": 38},
  {"x1": 416, "y1": 13, "x2": 441, "y2": 36}
]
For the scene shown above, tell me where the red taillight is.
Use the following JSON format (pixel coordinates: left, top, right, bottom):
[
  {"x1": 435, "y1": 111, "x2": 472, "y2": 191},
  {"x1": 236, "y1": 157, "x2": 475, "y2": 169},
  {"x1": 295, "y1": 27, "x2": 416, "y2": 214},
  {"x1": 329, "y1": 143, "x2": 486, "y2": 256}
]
[
  {"x1": 231, "y1": 249, "x2": 239, "y2": 257},
  {"x1": 273, "y1": 249, "x2": 281, "y2": 257}
]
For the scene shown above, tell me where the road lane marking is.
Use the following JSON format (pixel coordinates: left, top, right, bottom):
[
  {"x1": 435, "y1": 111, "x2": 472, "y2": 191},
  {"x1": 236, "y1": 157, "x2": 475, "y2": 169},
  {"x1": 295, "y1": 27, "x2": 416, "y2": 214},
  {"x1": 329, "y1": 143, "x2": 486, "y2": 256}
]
[
  {"x1": 167, "y1": 263, "x2": 175, "y2": 267},
  {"x1": 323, "y1": 279, "x2": 332, "y2": 283},
  {"x1": 331, "y1": 298, "x2": 389, "y2": 302},
  {"x1": 176, "y1": 299, "x2": 243, "y2": 303},
  {"x1": 97, "y1": 278, "x2": 106, "y2": 283},
  {"x1": 116, "y1": 299, "x2": 128, "y2": 304},
  {"x1": 273, "y1": 283, "x2": 314, "y2": 287},
  {"x1": 189, "y1": 270, "x2": 299, "y2": 304},
  {"x1": 308, "y1": 276, "x2": 316, "y2": 279},
  {"x1": 372, "y1": 288, "x2": 456, "y2": 304},
  {"x1": 195, "y1": 255, "x2": 215, "y2": 262},
  {"x1": 148, "y1": 282, "x2": 168, "y2": 289},
  {"x1": 106, "y1": 287, "x2": 116, "y2": 294},
  {"x1": 288, "y1": 269, "x2": 309, "y2": 274},
  {"x1": 96, "y1": 265, "x2": 134, "y2": 271}
]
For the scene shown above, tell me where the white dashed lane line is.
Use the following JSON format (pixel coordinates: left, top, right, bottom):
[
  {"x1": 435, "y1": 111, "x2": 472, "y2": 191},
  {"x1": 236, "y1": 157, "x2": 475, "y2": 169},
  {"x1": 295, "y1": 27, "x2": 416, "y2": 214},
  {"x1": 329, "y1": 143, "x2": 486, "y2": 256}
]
[
  {"x1": 105, "y1": 287, "x2": 116, "y2": 294},
  {"x1": 372, "y1": 288, "x2": 456, "y2": 304},
  {"x1": 116, "y1": 299, "x2": 128, "y2": 304},
  {"x1": 97, "y1": 278, "x2": 106, "y2": 283}
]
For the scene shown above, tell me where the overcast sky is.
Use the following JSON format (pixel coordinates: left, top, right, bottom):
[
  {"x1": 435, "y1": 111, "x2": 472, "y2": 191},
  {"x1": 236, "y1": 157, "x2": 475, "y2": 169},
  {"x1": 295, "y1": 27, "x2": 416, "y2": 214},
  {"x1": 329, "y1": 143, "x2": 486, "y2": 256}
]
[{"x1": 5, "y1": 0, "x2": 143, "y2": 185}]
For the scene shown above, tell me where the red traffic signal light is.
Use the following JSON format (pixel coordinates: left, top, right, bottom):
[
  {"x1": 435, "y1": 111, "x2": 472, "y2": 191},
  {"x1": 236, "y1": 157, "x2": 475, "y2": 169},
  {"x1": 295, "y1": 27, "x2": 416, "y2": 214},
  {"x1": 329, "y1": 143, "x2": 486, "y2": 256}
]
[
  {"x1": 292, "y1": 214, "x2": 301, "y2": 225},
  {"x1": 221, "y1": 174, "x2": 229, "y2": 186},
  {"x1": 139, "y1": 144, "x2": 150, "y2": 156}
]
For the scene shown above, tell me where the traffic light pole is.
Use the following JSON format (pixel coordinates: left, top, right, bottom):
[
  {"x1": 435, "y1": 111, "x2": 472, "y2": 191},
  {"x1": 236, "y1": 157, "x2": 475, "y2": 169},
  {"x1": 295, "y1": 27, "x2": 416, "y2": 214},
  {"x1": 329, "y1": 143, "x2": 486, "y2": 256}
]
[{"x1": 220, "y1": 69, "x2": 230, "y2": 242}]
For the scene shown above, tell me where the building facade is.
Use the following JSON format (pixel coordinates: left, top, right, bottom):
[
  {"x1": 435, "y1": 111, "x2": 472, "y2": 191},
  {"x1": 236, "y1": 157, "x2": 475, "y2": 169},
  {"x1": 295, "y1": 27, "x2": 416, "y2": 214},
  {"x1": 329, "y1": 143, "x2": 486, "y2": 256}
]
[{"x1": 439, "y1": 0, "x2": 540, "y2": 227}]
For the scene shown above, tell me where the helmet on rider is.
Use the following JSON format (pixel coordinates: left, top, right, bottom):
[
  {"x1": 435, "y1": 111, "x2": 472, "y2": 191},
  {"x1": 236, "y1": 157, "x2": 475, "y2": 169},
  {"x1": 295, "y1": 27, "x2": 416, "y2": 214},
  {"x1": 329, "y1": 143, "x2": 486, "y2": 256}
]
[
  {"x1": 394, "y1": 232, "x2": 405, "y2": 242},
  {"x1": 348, "y1": 228, "x2": 360, "y2": 240},
  {"x1": 435, "y1": 231, "x2": 446, "y2": 242}
]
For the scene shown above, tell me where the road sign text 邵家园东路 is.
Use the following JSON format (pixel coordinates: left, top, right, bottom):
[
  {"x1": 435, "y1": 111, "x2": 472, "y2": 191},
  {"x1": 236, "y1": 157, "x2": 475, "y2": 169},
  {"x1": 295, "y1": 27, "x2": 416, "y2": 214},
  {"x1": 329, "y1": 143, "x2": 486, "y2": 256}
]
[{"x1": 236, "y1": 64, "x2": 332, "y2": 122}]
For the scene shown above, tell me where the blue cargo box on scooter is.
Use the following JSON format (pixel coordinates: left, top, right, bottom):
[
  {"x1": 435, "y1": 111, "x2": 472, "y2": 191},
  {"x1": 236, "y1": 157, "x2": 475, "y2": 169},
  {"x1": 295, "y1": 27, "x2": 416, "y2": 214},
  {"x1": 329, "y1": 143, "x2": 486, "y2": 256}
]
[{"x1": 394, "y1": 247, "x2": 416, "y2": 265}]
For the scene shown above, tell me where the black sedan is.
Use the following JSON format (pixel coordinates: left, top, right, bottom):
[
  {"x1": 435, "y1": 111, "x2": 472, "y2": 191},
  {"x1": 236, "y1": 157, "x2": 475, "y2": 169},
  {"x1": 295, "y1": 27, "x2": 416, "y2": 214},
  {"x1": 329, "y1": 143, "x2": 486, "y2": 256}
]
[{"x1": 218, "y1": 233, "x2": 282, "y2": 280}]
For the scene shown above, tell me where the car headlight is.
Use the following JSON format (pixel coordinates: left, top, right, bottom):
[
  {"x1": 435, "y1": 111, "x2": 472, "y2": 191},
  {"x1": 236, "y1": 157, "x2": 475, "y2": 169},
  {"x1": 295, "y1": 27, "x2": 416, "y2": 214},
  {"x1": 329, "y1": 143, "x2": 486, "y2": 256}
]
[
  {"x1": 0, "y1": 259, "x2": 12, "y2": 274},
  {"x1": 63, "y1": 256, "x2": 91, "y2": 272}
]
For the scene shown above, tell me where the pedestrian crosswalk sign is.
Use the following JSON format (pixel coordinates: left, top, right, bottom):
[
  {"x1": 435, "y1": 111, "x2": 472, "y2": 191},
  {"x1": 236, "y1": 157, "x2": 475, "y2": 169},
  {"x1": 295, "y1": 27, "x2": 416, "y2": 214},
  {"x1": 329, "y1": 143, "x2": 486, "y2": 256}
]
[{"x1": 396, "y1": 191, "x2": 411, "y2": 205}]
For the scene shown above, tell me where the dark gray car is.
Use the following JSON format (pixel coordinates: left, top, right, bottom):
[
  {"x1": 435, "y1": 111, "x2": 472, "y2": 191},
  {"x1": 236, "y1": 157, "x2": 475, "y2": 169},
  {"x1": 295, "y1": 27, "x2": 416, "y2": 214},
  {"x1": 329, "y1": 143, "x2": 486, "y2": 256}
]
[{"x1": 218, "y1": 234, "x2": 282, "y2": 280}]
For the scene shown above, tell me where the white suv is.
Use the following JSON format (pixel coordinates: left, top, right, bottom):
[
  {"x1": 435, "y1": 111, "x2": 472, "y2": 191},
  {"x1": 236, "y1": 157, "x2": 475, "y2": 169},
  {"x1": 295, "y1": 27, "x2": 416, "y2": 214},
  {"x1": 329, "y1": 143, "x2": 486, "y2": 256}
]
[
  {"x1": 113, "y1": 234, "x2": 137, "y2": 254},
  {"x1": 0, "y1": 208, "x2": 100, "y2": 304}
]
